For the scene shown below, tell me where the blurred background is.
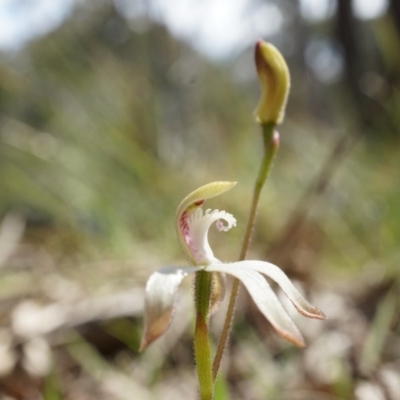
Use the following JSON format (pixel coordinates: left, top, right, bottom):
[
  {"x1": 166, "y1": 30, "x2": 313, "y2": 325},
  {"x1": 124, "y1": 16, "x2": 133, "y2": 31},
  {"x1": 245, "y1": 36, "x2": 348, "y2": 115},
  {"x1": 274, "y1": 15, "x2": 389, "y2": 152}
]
[{"x1": 0, "y1": 0, "x2": 399, "y2": 399}]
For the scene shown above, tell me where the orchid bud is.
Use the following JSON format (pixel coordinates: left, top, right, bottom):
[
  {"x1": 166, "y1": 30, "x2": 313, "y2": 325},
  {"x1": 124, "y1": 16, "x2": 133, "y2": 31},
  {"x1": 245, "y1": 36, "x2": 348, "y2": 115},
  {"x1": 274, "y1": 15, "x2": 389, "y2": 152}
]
[{"x1": 254, "y1": 40, "x2": 290, "y2": 125}]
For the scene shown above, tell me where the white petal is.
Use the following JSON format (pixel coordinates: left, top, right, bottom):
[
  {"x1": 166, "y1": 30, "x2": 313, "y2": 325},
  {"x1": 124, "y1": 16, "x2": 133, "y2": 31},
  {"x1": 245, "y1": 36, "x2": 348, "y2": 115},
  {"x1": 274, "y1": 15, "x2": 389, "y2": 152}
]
[
  {"x1": 206, "y1": 263, "x2": 305, "y2": 347},
  {"x1": 231, "y1": 261, "x2": 326, "y2": 320},
  {"x1": 140, "y1": 266, "x2": 200, "y2": 350}
]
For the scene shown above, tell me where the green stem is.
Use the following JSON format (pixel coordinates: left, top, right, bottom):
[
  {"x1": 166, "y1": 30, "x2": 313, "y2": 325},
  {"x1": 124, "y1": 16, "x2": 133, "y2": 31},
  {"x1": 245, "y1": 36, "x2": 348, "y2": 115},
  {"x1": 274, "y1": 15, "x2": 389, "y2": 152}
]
[
  {"x1": 194, "y1": 270, "x2": 214, "y2": 400},
  {"x1": 212, "y1": 122, "x2": 279, "y2": 380}
]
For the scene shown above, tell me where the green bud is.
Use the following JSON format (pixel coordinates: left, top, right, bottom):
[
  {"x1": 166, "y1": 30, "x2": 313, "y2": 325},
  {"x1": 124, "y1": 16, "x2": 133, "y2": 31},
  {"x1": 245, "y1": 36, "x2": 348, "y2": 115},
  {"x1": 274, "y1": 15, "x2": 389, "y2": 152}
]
[{"x1": 254, "y1": 41, "x2": 290, "y2": 125}]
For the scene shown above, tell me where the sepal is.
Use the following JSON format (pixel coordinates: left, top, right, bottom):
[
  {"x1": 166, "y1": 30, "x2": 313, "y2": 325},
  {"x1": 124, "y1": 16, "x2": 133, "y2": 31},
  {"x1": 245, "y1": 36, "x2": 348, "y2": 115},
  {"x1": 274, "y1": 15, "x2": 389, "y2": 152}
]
[{"x1": 140, "y1": 266, "x2": 201, "y2": 350}]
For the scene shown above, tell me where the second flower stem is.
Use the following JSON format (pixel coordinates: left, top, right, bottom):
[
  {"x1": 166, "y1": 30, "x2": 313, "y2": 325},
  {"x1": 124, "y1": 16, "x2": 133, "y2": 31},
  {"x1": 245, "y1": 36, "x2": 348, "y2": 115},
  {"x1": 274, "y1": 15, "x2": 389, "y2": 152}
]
[{"x1": 212, "y1": 122, "x2": 279, "y2": 380}]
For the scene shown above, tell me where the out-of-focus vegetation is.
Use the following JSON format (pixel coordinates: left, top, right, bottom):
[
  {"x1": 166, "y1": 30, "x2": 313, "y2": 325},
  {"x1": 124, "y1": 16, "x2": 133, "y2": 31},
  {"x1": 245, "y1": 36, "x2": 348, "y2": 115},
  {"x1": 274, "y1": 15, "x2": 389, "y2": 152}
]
[{"x1": 0, "y1": 0, "x2": 399, "y2": 399}]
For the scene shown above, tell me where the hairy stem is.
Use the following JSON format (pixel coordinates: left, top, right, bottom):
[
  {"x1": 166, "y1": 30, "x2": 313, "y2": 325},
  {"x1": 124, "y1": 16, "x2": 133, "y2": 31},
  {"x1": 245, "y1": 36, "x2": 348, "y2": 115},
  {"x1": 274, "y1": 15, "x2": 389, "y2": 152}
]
[
  {"x1": 194, "y1": 270, "x2": 214, "y2": 400},
  {"x1": 212, "y1": 122, "x2": 279, "y2": 380}
]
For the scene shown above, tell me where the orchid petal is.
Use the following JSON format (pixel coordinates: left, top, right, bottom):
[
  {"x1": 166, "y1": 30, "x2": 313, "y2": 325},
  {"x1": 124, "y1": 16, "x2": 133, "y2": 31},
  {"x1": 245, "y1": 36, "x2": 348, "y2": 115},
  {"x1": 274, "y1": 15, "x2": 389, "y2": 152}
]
[
  {"x1": 140, "y1": 266, "x2": 200, "y2": 351},
  {"x1": 176, "y1": 182, "x2": 236, "y2": 264},
  {"x1": 231, "y1": 261, "x2": 326, "y2": 320},
  {"x1": 206, "y1": 263, "x2": 305, "y2": 347}
]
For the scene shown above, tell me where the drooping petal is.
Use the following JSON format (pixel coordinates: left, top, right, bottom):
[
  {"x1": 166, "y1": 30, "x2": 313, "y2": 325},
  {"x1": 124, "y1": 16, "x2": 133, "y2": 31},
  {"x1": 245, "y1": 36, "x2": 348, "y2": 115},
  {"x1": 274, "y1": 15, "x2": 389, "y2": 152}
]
[
  {"x1": 230, "y1": 261, "x2": 326, "y2": 320},
  {"x1": 140, "y1": 266, "x2": 201, "y2": 351},
  {"x1": 206, "y1": 263, "x2": 305, "y2": 347},
  {"x1": 176, "y1": 182, "x2": 236, "y2": 265}
]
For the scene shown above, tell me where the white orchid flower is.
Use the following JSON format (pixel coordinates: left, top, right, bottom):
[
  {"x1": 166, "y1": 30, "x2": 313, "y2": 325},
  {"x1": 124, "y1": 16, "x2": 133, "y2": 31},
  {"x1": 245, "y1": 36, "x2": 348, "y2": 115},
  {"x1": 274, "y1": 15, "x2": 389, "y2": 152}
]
[{"x1": 140, "y1": 182, "x2": 325, "y2": 350}]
